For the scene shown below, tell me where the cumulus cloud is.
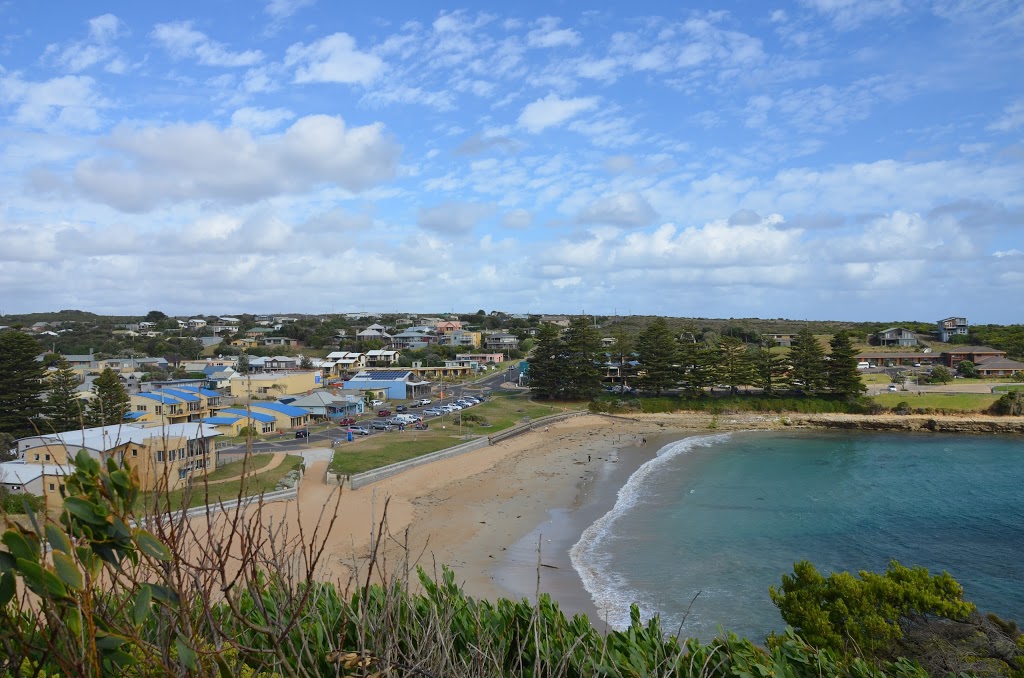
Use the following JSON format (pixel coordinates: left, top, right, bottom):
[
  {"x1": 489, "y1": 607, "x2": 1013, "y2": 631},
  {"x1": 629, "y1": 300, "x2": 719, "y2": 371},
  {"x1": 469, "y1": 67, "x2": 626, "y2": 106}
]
[
  {"x1": 578, "y1": 192, "x2": 657, "y2": 228},
  {"x1": 418, "y1": 201, "x2": 494, "y2": 234},
  {"x1": 71, "y1": 115, "x2": 401, "y2": 211},
  {"x1": 151, "y1": 21, "x2": 263, "y2": 67},
  {"x1": 502, "y1": 208, "x2": 533, "y2": 229},
  {"x1": 43, "y1": 14, "x2": 126, "y2": 73},
  {"x1": 230, "y1": 106, "x2": 295, "y2": 131},
  {"x1": 988, "y1": 100, "x2": 1024, "y2": 132},
  {"x1": 265, "y1": 0, "x2": 315, "y2": 20},
  {"x1": 798, "y1": 0, "x2": 906, "y2": 29},
  {"x1": 526, "y1": 17, "x2": 582, "y2": 48},
  {"x1": 0, "y1": 73, "x2": 108, "y2": 129},
  {"x1": 286, "y1": 33, "x2": 384, "y2": 84},
  {"x1": 518, "y1": 94, "x2": 599, "y2": 133}
]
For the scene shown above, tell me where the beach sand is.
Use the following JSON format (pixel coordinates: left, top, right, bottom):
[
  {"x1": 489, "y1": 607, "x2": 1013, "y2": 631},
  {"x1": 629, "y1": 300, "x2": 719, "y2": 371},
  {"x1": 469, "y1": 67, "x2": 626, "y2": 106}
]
[{"x1": 178, "y1": 412, "x2": 787, "y2": 616}]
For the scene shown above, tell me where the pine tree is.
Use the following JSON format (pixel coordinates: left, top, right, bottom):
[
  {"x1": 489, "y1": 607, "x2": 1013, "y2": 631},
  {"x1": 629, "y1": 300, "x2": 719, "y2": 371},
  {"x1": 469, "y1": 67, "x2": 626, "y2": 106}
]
[
  {"x1": 679, "y1": 341, "x2": 716, "y2": 395},
  {"x1": 716, "y1": 337, "x2": 755, "y2": 395},
  {"x1": 237, "y1": 352, "x2": 250, "y2": 375},
  {"x1": 752, "y1": 347, "x2": 790, "y2": 395},
  {"x1": 0, "y1": 331, "x2": 46, "y2": 438},
  {"x1": 44, "y1": 359, "x2": 86, "y2": 432},
  {"x1": 789, "y1": 329, "x2": 827, "y2": 395},
  {"x1": 635, "y1": 319, "x2": 680, "y2": 395},
  {"x1": 87, "y1": 368, "x2": 130, "y2": 427},
  {"x1": 559, "y1": 317, "x2": 603, "y2": 400},
  {"x1": 527, "y1": 324, "x2": 564, "y2": 399},
  {"x1": 827, "y1": 331, "x2": 866, "y2": 399}
]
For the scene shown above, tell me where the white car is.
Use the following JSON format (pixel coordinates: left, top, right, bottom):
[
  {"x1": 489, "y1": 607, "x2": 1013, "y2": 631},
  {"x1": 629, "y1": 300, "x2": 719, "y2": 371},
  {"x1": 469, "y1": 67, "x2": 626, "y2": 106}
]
[
  {"x1": 418, "y1": 398, "x2": 432, "y2": 406},
  {"x1": 369, "y1": 399, "x2": 384, "y2": 407}
]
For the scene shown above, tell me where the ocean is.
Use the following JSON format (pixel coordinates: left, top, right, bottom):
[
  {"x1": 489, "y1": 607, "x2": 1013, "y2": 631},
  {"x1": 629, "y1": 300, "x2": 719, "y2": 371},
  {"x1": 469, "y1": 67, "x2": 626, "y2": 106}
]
[{"x1": 569, "y1": 430, "x2": 1024, "y2": 643}]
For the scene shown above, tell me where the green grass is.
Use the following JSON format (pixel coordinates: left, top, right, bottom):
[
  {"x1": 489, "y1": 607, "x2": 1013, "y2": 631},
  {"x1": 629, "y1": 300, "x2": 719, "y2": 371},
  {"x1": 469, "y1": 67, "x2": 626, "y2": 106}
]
[
  {"x1": 145, "y1": 454, "x2": 304, "y2": 510},
  {"x1": 201, "y1": 453, "x2": 274, "y2": 481},
  {"x1": 327, "y1": 394, "x2": 587, "y2": 475},
  {"x1": 869, "y1": 392, "x2": 999, "y2": 412},
  {"x1": 992, "y1": 384, "x2": 1024, "y2": 393},
  {"x1": 860, "y1": 373, "x2": 893, "y2": 385}
]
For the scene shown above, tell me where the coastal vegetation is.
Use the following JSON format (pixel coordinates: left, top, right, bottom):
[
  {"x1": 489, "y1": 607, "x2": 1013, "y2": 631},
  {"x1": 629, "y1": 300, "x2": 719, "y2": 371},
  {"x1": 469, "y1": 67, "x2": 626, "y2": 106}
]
[{"x1": 9, "y1": 451, "x2": 1022, "y2": 677}]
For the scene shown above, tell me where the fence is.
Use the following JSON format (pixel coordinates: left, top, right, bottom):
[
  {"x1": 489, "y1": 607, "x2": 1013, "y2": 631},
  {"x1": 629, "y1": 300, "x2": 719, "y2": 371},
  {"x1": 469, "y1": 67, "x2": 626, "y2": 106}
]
[{"x1": 335, "y1": 410, "x2": 589, "y2": 490}]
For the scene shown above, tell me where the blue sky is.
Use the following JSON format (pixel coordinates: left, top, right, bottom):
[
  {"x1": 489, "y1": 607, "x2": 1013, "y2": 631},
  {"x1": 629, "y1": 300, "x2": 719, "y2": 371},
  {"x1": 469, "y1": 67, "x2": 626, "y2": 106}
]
[{"x1": 1, "y1": 1, "x2": 1022, "y2": 322}]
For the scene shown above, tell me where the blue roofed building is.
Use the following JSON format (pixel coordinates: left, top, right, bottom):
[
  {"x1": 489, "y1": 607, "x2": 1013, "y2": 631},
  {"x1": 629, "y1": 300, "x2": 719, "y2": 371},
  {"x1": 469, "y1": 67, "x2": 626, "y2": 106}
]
[
  {"x1": 342, "y1": 370, "x2": 432, "y2": 401},
  {"x1": 247, "y1": 402, "x2": 311, "y2": 430}
]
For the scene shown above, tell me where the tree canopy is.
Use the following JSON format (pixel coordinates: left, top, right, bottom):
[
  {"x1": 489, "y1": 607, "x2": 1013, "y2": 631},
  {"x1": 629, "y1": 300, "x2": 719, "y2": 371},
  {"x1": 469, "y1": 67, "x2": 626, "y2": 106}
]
[
  {"x1": 86, "y1": 368, "x2": 130, "y2": 427},
  {"x1": 0, "y1": 331, "x2": 46, "y2": 438}
]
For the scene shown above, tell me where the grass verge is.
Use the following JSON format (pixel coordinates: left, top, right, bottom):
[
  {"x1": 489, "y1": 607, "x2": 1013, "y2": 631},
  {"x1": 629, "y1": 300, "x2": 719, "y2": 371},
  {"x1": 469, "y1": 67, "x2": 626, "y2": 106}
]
[
  {"x1": 146, "y1": 454, "x2": 304, "y2": 510},
  {"x1": 869, "y1": 392, "x2": 999, "y2": 412}
]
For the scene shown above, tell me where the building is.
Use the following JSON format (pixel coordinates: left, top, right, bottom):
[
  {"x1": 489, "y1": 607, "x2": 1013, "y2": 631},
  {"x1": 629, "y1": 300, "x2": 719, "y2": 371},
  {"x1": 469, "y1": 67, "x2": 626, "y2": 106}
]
[
  {"x1": 213, "y1": 408, "x2": 279, "y2": 435},
  {"x1": 974, "y1": 358, "x2": 1024, "y2": 377},
  {"x1": 391, "y1": 330, "x2": 436, "y2": 349},
  {"x1": 365, "y1": 349, "x2": 400, "y2": 367},
  {"x1": 0, "y1": 462, "x2": 69, "y2": 500},
  {"x1": 937, "y1": 316, "x2": 968, "y2": 342},
  {"x1": 435, "y1": 320, "x2": 463, "y2": 335},
  {"x1": 455, "y1": 353, "x2": 504, "y2": 364},
  {"x1": 874, "y1": 328, "x2": 918, "y2": 347},
  {"x1": 483, "y1": 332, "x2": 519, "y2": 351},
  {"x1": 342, "y1": 370, "x2": 432, "y2": 401},
  {"x1": 246, "y1": 402, "x2": 311, "y2": 430},
  {"x1": 129, "y1": 386, "x2": 224, "y2": 425},
  {"x1": 855, "y1": 352, "x2": 938, "y2": 367},
  {"x1": 226, "y1": 371, "x2": 318, "y2": 398},
  {"x1": 11, "y1": 422, "x2": 222, "y2": 495},
  {"x1": 282, "y1": 391, "x2": 364, "y2": 421},
  {"x1": 445, "y1": 330, "x2": 481, "y2": 348},
  {"x1": 941, "y1": 346, "x2": 1006, "y2": 368},
  {"x1": 762, "y1": 333, "x2": 800, "y2": 347}
]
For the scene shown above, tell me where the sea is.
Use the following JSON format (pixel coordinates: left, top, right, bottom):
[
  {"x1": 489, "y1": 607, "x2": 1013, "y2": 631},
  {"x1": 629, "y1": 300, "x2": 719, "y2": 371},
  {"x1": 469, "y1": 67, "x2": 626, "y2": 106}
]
[{"x1": 569, "y1": 430, "x2": 1024, "y2": 643}]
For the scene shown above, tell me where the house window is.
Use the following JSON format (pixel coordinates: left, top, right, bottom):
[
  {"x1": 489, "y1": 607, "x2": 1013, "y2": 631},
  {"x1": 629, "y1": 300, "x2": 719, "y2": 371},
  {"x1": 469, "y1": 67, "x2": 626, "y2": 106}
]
[
  {"x1": 11, "y1": 485, "x2": 20, "y2": 491},
  {"x1": 49, "y1": 483, "x2": 55, "y2": 492},
  {"x1": 136, "y1": 405, "x2": 147, "y2": 411},
  {"x1": 132, "y1": 450, "x2": 137, "y2": 457},
  {"x1": 45, "y1": 454, "x2": 51, "y2": 462},
  {"x1": 169, "y1": 450, "x2": 176, "y2": 462},
  {"x1": 157, "y1": 450, "x2": 165, "y2": 462},
  {"x1": 34, "y1": 453, "x2": 39, "y2": 461},
  {"x1": 178, "y1": 469, "x2": 187, "y2": 480},
  {"x1": 155, "y1": 406, "x2": 162, "y2": 414}
]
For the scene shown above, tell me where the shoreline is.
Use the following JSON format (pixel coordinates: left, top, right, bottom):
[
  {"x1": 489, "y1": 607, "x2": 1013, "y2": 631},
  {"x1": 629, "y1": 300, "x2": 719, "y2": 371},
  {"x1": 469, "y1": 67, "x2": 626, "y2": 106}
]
[{"x1": 184, "y1": 411, "x2": 1024, "y2": 616}]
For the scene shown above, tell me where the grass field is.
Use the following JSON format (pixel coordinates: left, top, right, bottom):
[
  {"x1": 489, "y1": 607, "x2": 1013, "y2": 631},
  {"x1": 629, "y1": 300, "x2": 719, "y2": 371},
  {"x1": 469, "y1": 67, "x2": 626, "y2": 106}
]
[
  {"x1": 144, "y1": 454, "x2": 304, "y2": 510},
  {"x1": 869, "y1": 392, "x2": 999, "y2": 412},
  {"x1": 992, "y1": 384, "x2": 1024, "y2": 393},
  {"x1": 328, "y1": 392, "x2": 587, "y2": 475},
  {"x1": 859, "y1": 373, "x2": 893, "y2": 385}
]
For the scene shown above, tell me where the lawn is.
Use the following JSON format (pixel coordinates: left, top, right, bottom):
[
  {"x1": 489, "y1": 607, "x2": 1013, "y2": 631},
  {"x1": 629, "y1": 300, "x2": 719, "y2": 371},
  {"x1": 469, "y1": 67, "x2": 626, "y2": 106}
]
[
  {"x1": 992, "y1": 384, "x2": 1024, "y2": 393},
  {"x1": 328, "y1": 393, "x2": 588, "y2": 475},
  {"x1": 143, "y1": 454, "x2": 304, "y2": 511},
  {"x1": 859, "y1": 373, "x2": 893, "y2": 385},
  {"x1": 202, "y1": 452, "x2": 275, "y2": 481},
  {"x1": 869, "y1": 392, "x2": 999, "y2": 412}
]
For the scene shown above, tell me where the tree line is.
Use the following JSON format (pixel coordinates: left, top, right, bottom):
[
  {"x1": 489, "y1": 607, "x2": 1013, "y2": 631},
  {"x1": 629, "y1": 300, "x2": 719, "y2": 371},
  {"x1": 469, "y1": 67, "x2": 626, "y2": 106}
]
[{"x1": 528, "y1": 319, "x2": 866, "y2": 401}]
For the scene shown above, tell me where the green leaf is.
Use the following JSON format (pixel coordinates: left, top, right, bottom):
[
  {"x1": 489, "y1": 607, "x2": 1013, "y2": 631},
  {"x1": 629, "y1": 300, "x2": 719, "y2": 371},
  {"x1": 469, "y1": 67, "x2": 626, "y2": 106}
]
[
  {"x1": 2, "y1": 530, "x2": 39, "y2": 563},
  {"x1": 0, "y1": 571, "x2": 15, "y2": 607},
  {"x1": 45, "y1": 523, "x2": 73, "y2": 555},
  {"x1": 134, "y1": 530, "x2": 171, "y2": 561},
  {"x1": 95, "y1": 631, "x2": 129, "y2": 651},
  {"x1": 42, "y1": 567, "x2": 69, "y2": 599},
  {"x1": 66, "y1": 608, "x2": 83, "y2": 636},
  {"x1": 53, "y1": 551, "x2": 84, "y2": 590},
  {"x1": 63, "y1": 497, "x2": 108, "y2": 526},
  {"x1": 148, "y1": 583, "x2": 180, "y2": 607},
  {"x1": 0, "y1": 550, "x2": 15, "y2": 573},
  {"x1": 16, "y1": 558, "x2": 46, "y2": 595},
  {"x1": 132, "y1": 585, "x2": 152, "y2": 626},
  {"x1": 175, "y1": 634, "x2": 197, "y2": 670}
]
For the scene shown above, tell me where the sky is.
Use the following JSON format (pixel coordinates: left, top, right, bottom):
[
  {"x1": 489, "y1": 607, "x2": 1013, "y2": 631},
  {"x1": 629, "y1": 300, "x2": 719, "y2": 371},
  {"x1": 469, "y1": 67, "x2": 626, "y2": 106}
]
[{"x1": 1, "y1": 1, "x2": 1022, "y2": 323}]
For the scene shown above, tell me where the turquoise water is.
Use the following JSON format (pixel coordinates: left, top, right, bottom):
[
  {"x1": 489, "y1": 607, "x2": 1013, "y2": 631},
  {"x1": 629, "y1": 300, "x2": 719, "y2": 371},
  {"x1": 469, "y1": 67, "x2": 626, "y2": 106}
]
[{"x1": 570, "y1": 431, "x2": 1024, "y2": 642}]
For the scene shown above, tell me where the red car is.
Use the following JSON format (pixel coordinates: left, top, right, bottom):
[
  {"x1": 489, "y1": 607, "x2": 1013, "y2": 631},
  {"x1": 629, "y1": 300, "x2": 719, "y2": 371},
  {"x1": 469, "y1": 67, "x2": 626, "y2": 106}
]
[
  {"x1": 377, "y1": 409, "x2": 391, "y2": 417},
  {"x1": 338, "y1": 417, "x2": 356, "y2": 427}
]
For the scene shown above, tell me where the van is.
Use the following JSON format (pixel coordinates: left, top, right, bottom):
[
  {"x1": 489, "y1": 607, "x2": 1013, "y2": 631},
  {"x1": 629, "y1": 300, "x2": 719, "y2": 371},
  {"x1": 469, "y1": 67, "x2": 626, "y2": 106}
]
[{"x1": 857, "y1": 362, "x2": 870, "y2": 370}]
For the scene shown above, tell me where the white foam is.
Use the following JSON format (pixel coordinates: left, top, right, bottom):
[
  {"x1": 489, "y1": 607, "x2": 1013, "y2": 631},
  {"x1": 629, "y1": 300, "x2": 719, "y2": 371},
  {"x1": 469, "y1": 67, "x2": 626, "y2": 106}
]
[{"x1": 569, "y1": 433, "x2": 734, "y2": 629}]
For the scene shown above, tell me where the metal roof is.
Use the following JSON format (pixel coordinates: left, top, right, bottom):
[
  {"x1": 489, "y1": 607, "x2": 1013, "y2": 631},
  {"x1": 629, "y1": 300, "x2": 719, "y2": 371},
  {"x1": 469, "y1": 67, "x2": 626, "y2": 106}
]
[
  {"x1": 0, "y1": 462, "x2": 71, "y2": 484},
  {"x1": 136, "y1": 392, "x2": 182, "y2": 404},
  {"x1": 220, "y1": 409, "x2": 276, "y2": 423},
  {"x1": 249, "y1": 402, "x2": 310, "y2": 417},
  {"x1": 158, "y1": 388, "x2": 201, "y2": 402},
  {"x1": 178, "y1": 386, "x2": 222, "y2": 398},
  {"x1": 204, "y1": 416, "x2": 242, "y2": 425},
  {"x1": 351, "y1": 370, "x2": 411, "y2": 381},
  {"x1": 23, "y1": 422, "x2": 221, "y2": 452}
]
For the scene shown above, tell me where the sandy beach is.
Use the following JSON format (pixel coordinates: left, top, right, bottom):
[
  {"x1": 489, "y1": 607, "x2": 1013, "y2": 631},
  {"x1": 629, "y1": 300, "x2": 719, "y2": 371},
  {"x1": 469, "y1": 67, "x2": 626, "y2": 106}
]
[{"x1": 179, "y1": 410, "x2": 1024, "y2": 617}]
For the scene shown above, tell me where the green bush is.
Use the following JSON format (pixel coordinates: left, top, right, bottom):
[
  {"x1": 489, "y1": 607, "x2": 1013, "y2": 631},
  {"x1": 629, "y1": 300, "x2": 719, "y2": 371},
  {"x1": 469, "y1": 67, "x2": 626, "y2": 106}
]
[{"x1": 0, "y1": 489, "x2": 43, "y2": 514}]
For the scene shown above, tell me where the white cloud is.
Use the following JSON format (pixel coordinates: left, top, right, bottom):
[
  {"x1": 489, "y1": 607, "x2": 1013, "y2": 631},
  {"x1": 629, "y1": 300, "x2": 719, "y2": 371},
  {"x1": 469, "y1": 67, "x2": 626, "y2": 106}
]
[
  {"x1": 988, "y1": 100, "x2": 1024, "y2": 132},
  {"x1": 285, "y1": 32, "x2": 384, "y2": 85},
  {"x1": 502, "y1": 208, "x2": 533, "y2": 229},
  {"x1": 518, "y1": 94, "x2": 599, "y2": 133},
  {"x1": 43, "y1": 14, "x2": 126, "y2": 73},
  {"x1": 578, "y1": 192, "x2": 657, "y2": 227},
  {"x1": 418, "y1": 201, "x2": 494, "y2": 234},
  {"x1": 527, "y1": 17, "x2": 582, "y2": 48},
  {"x1": 0, "y1": 73, "x2": 108, "y2": 129},
  {"x1": 230, "y1": 106, "x2": 295, "y2": 131},
  {"x1": 151, "y1": 21, "x2": 263, "y2": 67},
  {"x1": 798, "y1": 0, "x2": 905, "y2": 29},
  {"x1": 265, "y1": 0, "x2": 315, "y2": 20},
  {"x1": 72, "y1": 115, "x2": 401, "y2": 211}
]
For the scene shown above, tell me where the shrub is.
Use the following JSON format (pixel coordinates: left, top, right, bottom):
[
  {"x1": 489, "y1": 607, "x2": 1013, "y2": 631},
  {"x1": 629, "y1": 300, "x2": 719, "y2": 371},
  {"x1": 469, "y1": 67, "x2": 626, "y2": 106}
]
[
  {"x1": 988, "y1": 391, "x2": 1024, "y2": 416},
  {"x1": 894, "y1": 401, "x2": 912, "y2": 415}
]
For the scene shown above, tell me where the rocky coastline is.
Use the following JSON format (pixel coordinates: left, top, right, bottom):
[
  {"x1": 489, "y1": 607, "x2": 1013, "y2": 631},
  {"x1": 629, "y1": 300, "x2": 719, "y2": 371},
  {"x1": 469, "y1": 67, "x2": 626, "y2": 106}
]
[{"x1": 619, "y1": 412, "x2": 1024, "y2": 435}]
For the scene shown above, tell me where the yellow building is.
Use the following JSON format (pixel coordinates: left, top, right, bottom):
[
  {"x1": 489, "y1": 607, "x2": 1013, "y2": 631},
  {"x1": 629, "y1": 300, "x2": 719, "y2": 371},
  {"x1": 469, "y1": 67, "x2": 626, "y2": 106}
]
[
  {"x1": 13, "y1": 422, "x2": 222, "y2": 496},
  {"x1": 227, "y1": 371, "x2": 318, "y2": 398},
  {"x1": 129, "y1": 386, "x2": 225, "y2": 425}
]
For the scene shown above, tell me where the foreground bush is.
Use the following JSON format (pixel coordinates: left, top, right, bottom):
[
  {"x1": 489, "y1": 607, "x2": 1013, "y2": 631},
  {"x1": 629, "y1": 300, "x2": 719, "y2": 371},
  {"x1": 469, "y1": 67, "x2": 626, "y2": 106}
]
[{"x1": 0, "y1": 448, "x2": 995, "y2": 677}]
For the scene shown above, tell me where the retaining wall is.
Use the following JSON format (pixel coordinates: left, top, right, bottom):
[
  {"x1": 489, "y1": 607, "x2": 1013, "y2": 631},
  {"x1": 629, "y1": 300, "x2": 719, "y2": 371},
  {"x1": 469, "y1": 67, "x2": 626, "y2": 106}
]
[{"x1": 344, "y1": 438, "x2": 489, "y2": 489}]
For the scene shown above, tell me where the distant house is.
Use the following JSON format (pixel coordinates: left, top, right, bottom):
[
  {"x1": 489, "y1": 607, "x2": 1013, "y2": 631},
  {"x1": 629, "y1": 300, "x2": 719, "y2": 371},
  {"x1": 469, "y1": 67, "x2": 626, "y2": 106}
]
[
  {"x1": 974, "y1": 358, "x2": 1024, "y2": 377},
  {"x1": 484, "y1": 332, "x2": 519, "y2": 351},
  {"x1": 365, "y1": 349, "x2": 399, "y2": 367},
  {"x1": 937, "y1": 316, "x2": 968, "y2": 342},
  {"x1": 436, "y1": 320, "x2": 463, "y2": 335},
  {"x1": 875, "y1": 327, "x2": 918, "y2": 347},
  {"x1": 941, "y1": 346, "x2": 1006, "y2": 368},
  {"x1": 188, "y1": 318, "x2": 207, "y2": 329},
  {"x1": 762, "y1": 333, "x2": 799, "y2": 347},
  {"x1": 263, "y1": 336, "x2": 299, "y2": 347}
]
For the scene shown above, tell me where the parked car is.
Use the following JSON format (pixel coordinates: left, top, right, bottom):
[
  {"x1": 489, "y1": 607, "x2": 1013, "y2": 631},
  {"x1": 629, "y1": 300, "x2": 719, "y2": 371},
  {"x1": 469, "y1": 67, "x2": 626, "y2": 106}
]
[
  {"x1": 337, "y1": 417, "x2": 356, "y2": 427},
  {"x1": 370, "y1": 399, "x2": 384, "y2": 407},
  {"x1": 294, "y1": 430, "x2": 309, "y2": 438},
  {"x1": 347, "y1": 426, "x2": 370, "y2": 436},
  {"x1": 418, "y1": 398, "x2": 432, "y2": 406},
  {"x1": 395, "y1": 405, "x2": 408, "y2": 413},
  {"x1": 370, "y1": 421, "x2": 393, "y2": 431},
  {"x1": 423, "y1": 408, "x2": 442, "y2": 416},
  {"x1": 377, "y1": 409, "x2": 391, "y2": 417}
]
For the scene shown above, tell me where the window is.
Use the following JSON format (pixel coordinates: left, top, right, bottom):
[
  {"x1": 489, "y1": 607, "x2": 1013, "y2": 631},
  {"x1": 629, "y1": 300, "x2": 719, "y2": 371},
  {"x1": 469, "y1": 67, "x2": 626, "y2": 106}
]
[
  {"x1": 11, "y1": 485, "x2": 20, "y2": 491},
  {"x1": 49, "y1": 483, "x2": 55, "y2": 492},
  {"x1": 131, "y1": 449, "x2": 137, "y2": 457},
  {"x1": 178, "y1": 469, "x2": 187, "y2": 480},
  {"x1": 34, "y1": 453, "x2": 39, "y2": 461},
  {"x1": 45, "y1": 454, "x2": 50, "y2": 462},
  {"x1": 155, "y1": 406, "x2": 163, "y2": 414},
  {"x1": 169, "y1": 450, "x2": 176, "y2": 462},
  {"x1": 136, "y1": 405, "x2": 147, "y2": 411},
  {"x1": 157, "y1": 450, "x2": 165, "y2": 462}
]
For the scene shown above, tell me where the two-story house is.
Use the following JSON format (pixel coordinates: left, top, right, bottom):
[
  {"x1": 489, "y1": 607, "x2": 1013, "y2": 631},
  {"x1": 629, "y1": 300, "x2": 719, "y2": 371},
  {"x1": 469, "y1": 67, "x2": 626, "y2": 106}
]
[{"x1": 875, "y1": 328, "x2": 918, "y2": 347}]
